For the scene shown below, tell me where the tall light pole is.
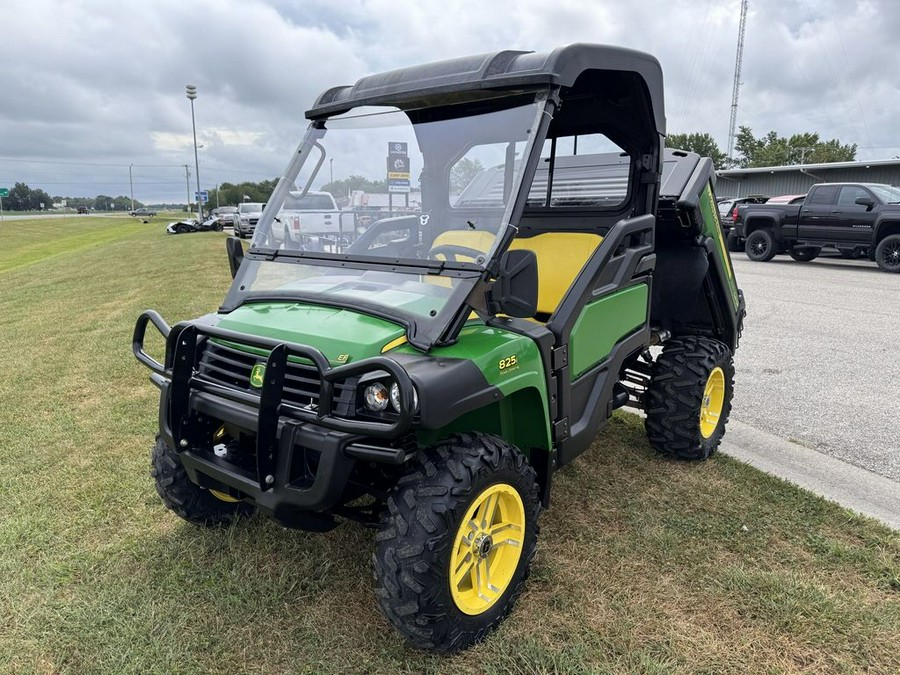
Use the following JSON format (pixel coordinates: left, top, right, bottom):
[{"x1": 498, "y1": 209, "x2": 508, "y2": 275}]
[
  {"x1": 185, "y1": 84, "x2": 203, "y2": 220},
  {"x1": 184, "y1": 164, "x2": 191, "y2": 212},
  {"x1": 129, "y1": 164, "x2": 135, "y2": 212}
]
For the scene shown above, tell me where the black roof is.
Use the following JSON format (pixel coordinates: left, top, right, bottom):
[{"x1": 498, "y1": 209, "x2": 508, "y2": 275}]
[{"x1": 306, "y1": 43, "x2": 665, "y2": 133}]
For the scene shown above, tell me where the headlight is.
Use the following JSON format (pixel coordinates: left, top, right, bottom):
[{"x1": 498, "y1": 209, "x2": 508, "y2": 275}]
[
  {"x1": 363, "y1": 382, "x2": 390, "y2": 411},
  {"x1": 390, "y1": 381, "x2": 418, "y2": 413}
]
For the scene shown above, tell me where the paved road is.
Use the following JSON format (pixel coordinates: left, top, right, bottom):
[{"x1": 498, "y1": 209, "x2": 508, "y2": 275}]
[{"x1": 730, "y1": 253, "x2": 900, "y2": 481}]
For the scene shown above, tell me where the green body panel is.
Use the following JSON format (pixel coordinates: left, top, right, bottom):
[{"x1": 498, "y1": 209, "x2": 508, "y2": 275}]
[
  {"x1": 214, "y1": 305, "x2": 552, "y2": 451},
  {"x1": 699, "y1": 183, "x2": 740, "y2": 309},
  {"x1": 215, "y1": 302, "x2": 405, "y2": 366},
  {"x1": 393, "y1": 322, "x2": 552, "y2": 450},
  {"x1": 569, "y1": 284, "x2": 648, "y2": 379}
]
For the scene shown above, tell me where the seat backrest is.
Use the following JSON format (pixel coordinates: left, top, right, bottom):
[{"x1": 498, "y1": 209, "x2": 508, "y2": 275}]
[
  {"x1": 509, "y1": 232, "x2": 603, "y2": 316},
  {"x1": 429, "y1": 230, "x2": 603, "y2": 317}
]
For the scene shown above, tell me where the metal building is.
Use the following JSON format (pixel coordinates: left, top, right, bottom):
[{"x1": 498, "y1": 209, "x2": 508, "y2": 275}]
[{"x1": 715, "y1": 159, "x2": 900, "y2": 199}]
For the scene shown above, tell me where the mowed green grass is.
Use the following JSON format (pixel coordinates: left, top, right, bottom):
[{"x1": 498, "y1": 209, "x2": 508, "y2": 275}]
[{"x1": 0, "y1": 218, "x2": 898, "y2": 674}]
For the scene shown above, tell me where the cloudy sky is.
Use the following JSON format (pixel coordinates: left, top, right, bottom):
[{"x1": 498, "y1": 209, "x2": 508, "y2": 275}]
[{"x1": 1, "y1": 0, "x2": 897, "y2": 204}]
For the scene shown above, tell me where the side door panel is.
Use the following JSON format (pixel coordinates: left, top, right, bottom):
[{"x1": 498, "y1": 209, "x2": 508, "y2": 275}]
[
  {"x1": 836, "y1": 186, "x2": 878, "y2": 242},
  {"x1": 799, "y1": 185, "x2": 840, "y2": 239}
]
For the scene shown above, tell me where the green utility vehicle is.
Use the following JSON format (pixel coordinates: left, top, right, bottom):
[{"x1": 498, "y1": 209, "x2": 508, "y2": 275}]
[{"x1": 134, "y1": 44, "x2": 745, "y2": 652}]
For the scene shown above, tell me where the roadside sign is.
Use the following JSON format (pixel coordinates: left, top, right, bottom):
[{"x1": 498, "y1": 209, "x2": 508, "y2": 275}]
[
  {"x1": 386, "y1": 142, "x2": 410, "y2": 194},
  {"x1": 195, "y1": 190, "x2": 209, "y2": 203},
  {"x1": 0, "y1": 188, "x2": 8, "y2": 198}
]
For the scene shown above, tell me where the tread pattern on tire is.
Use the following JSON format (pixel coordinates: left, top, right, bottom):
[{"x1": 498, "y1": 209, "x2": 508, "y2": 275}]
[
  {"x1": 150, "y1": 436, "x2": 253, "y2": 526},
  {"x1": 645, "y1": 336, "x2": 734, "y2": 460},
  {"x1": 875, "y1": 234, "x2": 900, "y2": 273},
  {"x1": 789, "y1": 246, "x2": 820, "y2": 262},
  {"x1": 373, "y1": 433, "x2": 540, "y2": 652},
  {"x1": 745, "y1": 229, "x2": 777, "y2": 262}
]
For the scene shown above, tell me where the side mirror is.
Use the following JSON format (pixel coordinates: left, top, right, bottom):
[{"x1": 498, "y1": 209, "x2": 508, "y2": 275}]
[
  {"x1": 490, "y1": 249, "x2": 538, "y2": 318},
  {"x1": 226, "y1": 237, "x2": 244, "y2": 278},
  {"x1": 855, "y1": 196, "x2": 875, "y2": 210}
]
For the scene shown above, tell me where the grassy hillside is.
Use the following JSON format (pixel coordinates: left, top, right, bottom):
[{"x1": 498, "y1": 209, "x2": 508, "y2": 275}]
[{"x1": 0, "y1": 218, "x2": 898, "y2": 674}]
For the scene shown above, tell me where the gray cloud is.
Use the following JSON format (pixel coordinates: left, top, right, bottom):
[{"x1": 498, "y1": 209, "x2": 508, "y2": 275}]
[{"x1": 1, "y1": 0, "x2": 897, "y2": 203}]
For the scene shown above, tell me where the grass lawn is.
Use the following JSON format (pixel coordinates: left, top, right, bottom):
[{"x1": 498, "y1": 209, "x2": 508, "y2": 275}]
[{"x1": 0, "y1": 218, "x2": 898, "y2": 674}]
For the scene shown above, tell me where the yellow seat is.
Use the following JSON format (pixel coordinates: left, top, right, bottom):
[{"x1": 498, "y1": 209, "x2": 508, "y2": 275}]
[
  {"x1": 430, "y1": 230, "x2": 497, "y2": 264},
  {"x1": 509, "y1": 232, "x2": 603, "y2": 316},
  {"x1": 428, "y1": 230, "x2": 603, "y2": 317}
]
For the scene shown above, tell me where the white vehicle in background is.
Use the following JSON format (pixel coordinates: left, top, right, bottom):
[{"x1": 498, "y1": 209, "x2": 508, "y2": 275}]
[
  {"x1": 271, "y1": 191, "x2": 341, "y2": 247},
  {"x1": 235, "y1": 202, "x2": 265, "y2": 239}
]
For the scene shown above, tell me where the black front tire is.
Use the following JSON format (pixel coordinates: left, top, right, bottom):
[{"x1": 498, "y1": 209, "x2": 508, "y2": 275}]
[
  {"x1": 645, "y1": 337, "x2": 735, "y2": 460},
  {"x1": 176, "y1": 224, "x2": 189, "y2": 234},
  {"x1": 875, "y1": 234, "x2": 900, "y2": 273},
  {"x1": 789, "y1": 246, "x2": 820, "y2": 262},
  {"x1": 745, "y1": 229, "x2": 777, "y2": 262},
  {"x1": 373, "y1": 433, "x2": 540, "y2": 652},
  {"x1": 150, "y1": 436, "x2": 254, "y2": 526}
]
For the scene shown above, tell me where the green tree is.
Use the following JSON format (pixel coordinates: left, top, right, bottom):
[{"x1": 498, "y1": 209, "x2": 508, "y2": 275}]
[
  {"x1": 666, "y1": 133, "x2": 728, "y2": 169},
  {"x1": 8, "y1": 182, "x2": 32, "y2": 210},
  {"x1": 733, "y1": 126, "x2": 857, "y2": 168},
  {"x1": 319, "y1": 175, "x2": 388, "y2": 201},
  {"x1": 450, "y1": 158, "x2": 484, "y2": 193}
]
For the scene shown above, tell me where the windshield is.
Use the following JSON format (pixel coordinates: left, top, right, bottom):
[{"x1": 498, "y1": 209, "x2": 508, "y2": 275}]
[
  {"x1": 240, "y1": 202, "x2": 265, "y2": 214},
  {"x1": 250, "y1": 98, "x2": 543, "y2": 263},
  {"x1": 868, "y1": 184, "x2": 900, "y2": 203},
  {"x1": 229, "y1": 95, "x2": 546, "y2": 345}
]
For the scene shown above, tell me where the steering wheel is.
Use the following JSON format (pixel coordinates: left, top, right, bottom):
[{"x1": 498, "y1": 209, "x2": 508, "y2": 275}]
[{"x1": 429, "y1": 244, "x2": 485, "y2": 263}]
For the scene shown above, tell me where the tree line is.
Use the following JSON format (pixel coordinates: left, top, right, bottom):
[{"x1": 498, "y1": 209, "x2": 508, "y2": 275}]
[
  {"x1": 0, "y1": 182, "x2": 148, "y2": 212},
  {"x1": 667, "y1": 126, "x2": 857, "y2": 170}
]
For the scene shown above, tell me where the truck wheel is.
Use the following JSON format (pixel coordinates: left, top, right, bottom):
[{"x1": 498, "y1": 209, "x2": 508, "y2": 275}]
[
  {"x1": 726, "y1": 231, "x2": 743, "y2": 252},
  {"x1": 645, "y1": 336, "x2": 734, "y2": 461},
  {"x1": 789, "y1": 246, "x2": 820, "y2": 262},
  {"x1": 874, "y1": 234, "x2": 900, "y2": 273},
  {"x1": 373, "y1": 433, "x2": 540, "y2": 652},
  {"x1": 745, "y1": 229, "x2": 777, "y2": 262},
  {"x1": 150, "y1": 436, "x2": 253, "y2": 526}
]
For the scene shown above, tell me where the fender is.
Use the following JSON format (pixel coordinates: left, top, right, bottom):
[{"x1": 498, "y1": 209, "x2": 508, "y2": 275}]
[{"x1": 874, "y1": 218, "x2": 900, "y2": 243}]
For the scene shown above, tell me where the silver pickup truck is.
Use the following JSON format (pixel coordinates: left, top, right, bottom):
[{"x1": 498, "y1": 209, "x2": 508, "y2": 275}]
[{"x1": 270, "y1": 190, "x2": 342, "y2": 246}]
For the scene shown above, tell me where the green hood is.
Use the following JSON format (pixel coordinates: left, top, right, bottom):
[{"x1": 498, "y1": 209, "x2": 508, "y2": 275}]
[{"x1": 215, "y1": 302, "x2": 406, "y2": 365}]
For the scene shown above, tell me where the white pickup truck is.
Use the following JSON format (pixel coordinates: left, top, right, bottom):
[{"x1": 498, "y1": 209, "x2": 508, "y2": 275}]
[{"x1": 270, "y1": 191, "x2": 343, "y2": 246}]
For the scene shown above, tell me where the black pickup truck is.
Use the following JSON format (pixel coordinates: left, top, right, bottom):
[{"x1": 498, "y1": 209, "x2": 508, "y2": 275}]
[{"x1": 734, "y1": 182, "x2": 900, "y2": 272}]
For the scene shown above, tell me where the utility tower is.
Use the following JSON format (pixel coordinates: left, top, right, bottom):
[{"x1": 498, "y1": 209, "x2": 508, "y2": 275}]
[{"x1": 727, "y1": 0, "x2": 749, "y2": 162}]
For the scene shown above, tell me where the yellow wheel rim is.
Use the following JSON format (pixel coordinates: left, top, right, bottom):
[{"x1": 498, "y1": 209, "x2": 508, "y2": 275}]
[
  {"x1": 700, "y1": 367, "x2": 726, "y2": 439},
  {"x1": 449, "y1": 483, "x2": 525, "y2": 616}
]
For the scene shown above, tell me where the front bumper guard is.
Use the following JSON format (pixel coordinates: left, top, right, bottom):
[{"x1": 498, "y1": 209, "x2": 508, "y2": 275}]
[{"x1": 133, "y1": 310, "x2": 416, "y2": 496}]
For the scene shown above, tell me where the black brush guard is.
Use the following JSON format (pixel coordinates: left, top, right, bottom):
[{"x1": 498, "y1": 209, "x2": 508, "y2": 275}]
[{"x1": 133, "y1": 310, "x2": 416, "y2": 511}]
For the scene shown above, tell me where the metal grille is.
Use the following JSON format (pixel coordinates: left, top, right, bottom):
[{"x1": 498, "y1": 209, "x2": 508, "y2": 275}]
[{"x1": 197, "y1": 341, "x2": 356, "y2": 414}]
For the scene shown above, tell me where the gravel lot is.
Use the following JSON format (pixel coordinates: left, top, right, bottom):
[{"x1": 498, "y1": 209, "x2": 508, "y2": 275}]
[{"x1": 730, "y1": 253, "x2": 900, "y2": 481}]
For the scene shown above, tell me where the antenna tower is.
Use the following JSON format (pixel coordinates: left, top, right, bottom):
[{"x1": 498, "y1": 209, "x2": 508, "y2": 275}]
[{"x1": 727, "y1": 0, "x2": 749, "y2": 161}]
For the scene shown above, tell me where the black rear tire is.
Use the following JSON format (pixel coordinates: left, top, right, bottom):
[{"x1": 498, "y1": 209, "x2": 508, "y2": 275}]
[
  {"x1": 373, "y1": 433, "x2": 540, "y2": 652},
  {"x1": 875, "y1": 234, "x2": 900, "y2": 273},
  {"x1": 789, "y1": 246, "x2": 820, "y2": 262},
  {"x1": 150, "y1": 436, "x2": 254, "y2": 526},
  {"x1": 745, "y1": 229, "x2": 777, "y2": 262},
  {"x1": 726, "y1": 231, "x2": 743, "y2": 252},
  {"x1": 645, "y1": 337, "x2": 735, "y2": 460}
]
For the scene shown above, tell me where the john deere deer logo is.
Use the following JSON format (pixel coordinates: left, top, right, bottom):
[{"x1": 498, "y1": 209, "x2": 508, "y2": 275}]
[{"x1": 250, "y1": 363, "x2": 266, "y2": 389}]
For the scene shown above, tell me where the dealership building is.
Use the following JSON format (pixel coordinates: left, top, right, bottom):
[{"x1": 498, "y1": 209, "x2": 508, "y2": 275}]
[{"x1": 715, "y1": 159, "x2": 900, "y2": 199}]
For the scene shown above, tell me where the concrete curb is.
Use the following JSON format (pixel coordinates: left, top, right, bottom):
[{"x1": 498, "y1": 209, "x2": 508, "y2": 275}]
[{"x1": 720, "y1": 419, "x2": 900, "y2": 531}]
